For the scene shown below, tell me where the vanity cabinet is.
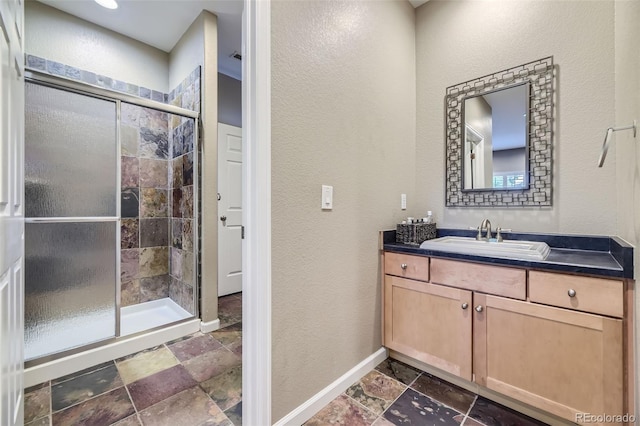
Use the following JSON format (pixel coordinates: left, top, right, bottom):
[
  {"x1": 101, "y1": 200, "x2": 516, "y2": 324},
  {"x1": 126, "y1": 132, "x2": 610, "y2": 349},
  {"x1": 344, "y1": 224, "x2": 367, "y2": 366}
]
[
  {"x1": 473, "y1": 293, "x2": 623, "y2": 422},
  {"x1": 384, "y1": 275, "x2": 472, "y2": 380},
  {"x1": 383, "y1": 252, "x2": 631, "y2": 425}
]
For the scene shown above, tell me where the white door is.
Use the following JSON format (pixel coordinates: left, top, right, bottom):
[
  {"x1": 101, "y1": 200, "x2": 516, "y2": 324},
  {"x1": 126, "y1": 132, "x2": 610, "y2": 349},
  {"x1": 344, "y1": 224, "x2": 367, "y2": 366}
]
[
  {"x1": 0, "y1": 0, "x2": 25, "y2": 425},
  {"x1": 218, "y1": 123, "x2": 243, "y2": 296}
]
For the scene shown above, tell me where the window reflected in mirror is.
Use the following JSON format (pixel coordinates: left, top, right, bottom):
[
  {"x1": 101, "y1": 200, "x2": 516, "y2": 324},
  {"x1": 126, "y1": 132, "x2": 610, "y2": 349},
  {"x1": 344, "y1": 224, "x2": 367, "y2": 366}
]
[{"x1": 462, "y1": 82, "x2": 529, "y2": 191}]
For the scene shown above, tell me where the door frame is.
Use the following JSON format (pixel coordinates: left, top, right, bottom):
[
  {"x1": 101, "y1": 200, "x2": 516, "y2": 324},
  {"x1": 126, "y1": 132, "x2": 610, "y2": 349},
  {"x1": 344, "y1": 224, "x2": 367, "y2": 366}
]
[
  {"x1": 0, "y1": 0, "x2": 25, "y2": 423},
  {"x1": 242, "y1": 0, "x2": 272, "y2": 424}
]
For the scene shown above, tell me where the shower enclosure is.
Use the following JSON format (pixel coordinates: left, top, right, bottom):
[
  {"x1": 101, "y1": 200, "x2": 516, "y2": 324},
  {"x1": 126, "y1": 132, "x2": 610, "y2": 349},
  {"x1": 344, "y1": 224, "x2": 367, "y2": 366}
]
[{"x1": 23, "y1": 71, "x2": 199, "y2": 366}]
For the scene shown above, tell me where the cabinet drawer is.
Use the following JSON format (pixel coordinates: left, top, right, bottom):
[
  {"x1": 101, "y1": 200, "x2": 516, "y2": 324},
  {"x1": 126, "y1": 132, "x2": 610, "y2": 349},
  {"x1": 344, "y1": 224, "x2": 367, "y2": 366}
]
[
  {"x1": 384, "y1": 252, "x2": 429, "y2": 282},
  {"x1": 431, "y1": 258, "x2": 526, "y2": 300},
  {"x1": 529, "y1": 271, "x2": 624, "y2": 318}
]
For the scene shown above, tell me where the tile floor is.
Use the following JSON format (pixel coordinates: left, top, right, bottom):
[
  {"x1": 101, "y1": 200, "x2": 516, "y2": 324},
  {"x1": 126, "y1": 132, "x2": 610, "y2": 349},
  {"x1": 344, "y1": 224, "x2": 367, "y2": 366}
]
[
  {"x1": 24, "y1": 293, "x2": 242, "y2": 426},
  {"x1": 25, "y1": 293, "x2": 548, "y2": 426},
  {"x1": 305, "y1": 358, "x2": 549, "y2": 426}
]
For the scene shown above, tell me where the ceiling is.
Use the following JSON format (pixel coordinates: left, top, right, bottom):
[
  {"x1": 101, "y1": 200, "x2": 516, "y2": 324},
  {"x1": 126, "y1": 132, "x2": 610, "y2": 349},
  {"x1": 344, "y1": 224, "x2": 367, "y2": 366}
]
[
  {"x1": 409, "y1": 0, "x2": 429, "y2": 8},
  {"x1": 37, "y1": 0, "x2": 429, "y2": 82},
  {"x1": 37, "y1": 0, "x2": 243, "y2": 80}
]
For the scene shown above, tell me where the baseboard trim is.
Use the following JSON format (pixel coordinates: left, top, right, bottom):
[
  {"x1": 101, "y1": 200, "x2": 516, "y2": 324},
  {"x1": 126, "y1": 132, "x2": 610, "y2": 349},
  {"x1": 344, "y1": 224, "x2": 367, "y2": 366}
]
[
  {"x1": 200, "y1": 318, "x2": 221, "y2": 333},
  {"x1": 273, "y1": 347, "x2": 388, "y2": 426}
]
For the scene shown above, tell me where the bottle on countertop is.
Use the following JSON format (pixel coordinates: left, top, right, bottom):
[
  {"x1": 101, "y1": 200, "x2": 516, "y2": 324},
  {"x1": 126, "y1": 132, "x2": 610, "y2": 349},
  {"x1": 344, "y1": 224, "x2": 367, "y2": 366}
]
[{"x1": 424, "y1": 211, "x2": 434, "y2": 224}]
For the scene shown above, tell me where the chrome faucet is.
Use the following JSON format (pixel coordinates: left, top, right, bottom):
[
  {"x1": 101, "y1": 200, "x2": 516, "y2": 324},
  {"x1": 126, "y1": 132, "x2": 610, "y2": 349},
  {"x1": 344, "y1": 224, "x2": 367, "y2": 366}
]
[
  {"x1": 474, "y1": 220, "x2": 510, "y2": 241},
  {"x1": 476, "y1": 219, "x2": 492, "y2": 241}
]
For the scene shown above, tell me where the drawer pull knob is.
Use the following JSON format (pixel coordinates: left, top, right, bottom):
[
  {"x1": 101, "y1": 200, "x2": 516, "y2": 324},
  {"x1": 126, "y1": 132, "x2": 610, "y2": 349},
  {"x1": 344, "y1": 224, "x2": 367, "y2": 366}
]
[
  {"x1": 461, "y1": 303, "x2": 469, "y2": 310},
  {"x1": 401, "y1": 263, "x2": 408, "y2": 270},
  {"x1": 475, "y1": 305, "x2": 484, "y2": 313},
  {"x1": 568, "y1": 289, "x2": 577, "y2": 297}
]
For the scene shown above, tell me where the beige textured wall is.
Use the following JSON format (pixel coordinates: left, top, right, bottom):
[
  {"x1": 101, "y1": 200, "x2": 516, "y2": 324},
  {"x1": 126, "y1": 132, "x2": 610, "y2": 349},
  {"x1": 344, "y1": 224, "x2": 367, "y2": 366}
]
[
  {"x1": 169, "y1": 14, "x2": 204, "y2": 89},
  {"x1": 168, "y1": 11, "x2": 219, "y2": 324},
  {"x1": 25, "y1": 1, "x2": 169, "y2": 92},
  {"x1": 416, "y1": 0, "x2": 616, "y2": 234},
  {"x1": 200, "y1": 11, "x2": 219, "y2": 324},
  {"x1": 614, "y1": 1, "x2": 639, "y2": 271},
  {"x1": 270, "y1": 0, "x2": 416, "y2": 420},
  {"x1": 613, "y1": 0, "x2": 640, "y2": 416}
]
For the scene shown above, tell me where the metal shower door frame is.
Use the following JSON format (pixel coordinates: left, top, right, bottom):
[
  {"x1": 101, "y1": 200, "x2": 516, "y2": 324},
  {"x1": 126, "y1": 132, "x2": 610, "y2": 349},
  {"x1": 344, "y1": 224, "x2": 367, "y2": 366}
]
[{"x1": 24, "y1": 69, "x2": 200, "y2": 365}]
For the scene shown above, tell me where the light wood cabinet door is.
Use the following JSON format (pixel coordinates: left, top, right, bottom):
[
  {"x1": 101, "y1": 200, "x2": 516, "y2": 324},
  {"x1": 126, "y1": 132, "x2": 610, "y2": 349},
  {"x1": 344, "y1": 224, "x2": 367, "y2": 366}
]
[
  {"x1": 384, "y1": 275, "x2": 472, "y2": 380},
  {"x1": 473, "y1": 293, "x2": 624, "y2": 425}
]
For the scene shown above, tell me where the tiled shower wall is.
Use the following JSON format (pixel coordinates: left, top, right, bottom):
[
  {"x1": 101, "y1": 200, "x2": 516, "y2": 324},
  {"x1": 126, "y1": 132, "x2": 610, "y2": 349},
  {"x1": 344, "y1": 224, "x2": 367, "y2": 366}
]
[
  {"x1": 168, "y1": 67, "x2": 201, "y2": 315},
  {"x1": 120, "y1": 103, "x2": 170, "y2": 306},
  {"x1": 25, "y1": 55, "x2": 200, "y2": 314}
]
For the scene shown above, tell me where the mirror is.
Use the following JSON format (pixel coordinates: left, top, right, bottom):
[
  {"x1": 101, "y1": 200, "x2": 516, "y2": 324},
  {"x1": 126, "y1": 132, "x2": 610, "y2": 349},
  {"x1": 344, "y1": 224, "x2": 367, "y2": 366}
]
[
  {"x1": 445, "y1": 56, "x2": 554, "y2": 207},
  {"x1": 462, "y1": 82, "x2": 529, "y2": 191}
]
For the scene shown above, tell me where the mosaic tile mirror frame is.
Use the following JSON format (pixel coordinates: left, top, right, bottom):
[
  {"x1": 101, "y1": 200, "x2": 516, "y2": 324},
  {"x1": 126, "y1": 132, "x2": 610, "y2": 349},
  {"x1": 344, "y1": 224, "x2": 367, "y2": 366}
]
[{"x1": 444, "y1": 56, "x2": 554, "y2": 207}]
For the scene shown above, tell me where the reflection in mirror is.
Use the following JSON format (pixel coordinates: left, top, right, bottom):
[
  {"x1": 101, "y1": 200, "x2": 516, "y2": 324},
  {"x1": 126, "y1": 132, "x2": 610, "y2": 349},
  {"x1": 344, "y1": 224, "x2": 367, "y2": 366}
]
[{"x1": 462, "y1": 82, "x2": 529, "y2": 191}]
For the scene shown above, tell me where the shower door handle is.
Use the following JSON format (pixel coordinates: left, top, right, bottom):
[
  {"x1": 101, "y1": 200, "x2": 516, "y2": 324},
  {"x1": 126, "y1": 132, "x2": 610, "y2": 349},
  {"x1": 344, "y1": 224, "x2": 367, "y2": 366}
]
[{"x1": 220, "y1": 216, "x2": 227, "y2": 225}]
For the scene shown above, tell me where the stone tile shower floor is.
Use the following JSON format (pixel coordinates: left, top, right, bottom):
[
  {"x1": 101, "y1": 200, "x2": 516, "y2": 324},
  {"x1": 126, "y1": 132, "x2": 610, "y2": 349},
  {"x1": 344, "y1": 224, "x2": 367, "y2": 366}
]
[{"x1": 24, "y1": 293, "x2": 242, "y2": 426}]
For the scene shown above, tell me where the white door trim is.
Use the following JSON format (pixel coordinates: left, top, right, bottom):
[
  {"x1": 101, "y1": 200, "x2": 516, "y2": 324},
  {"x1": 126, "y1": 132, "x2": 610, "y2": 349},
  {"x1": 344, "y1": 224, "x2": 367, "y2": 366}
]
[
  {"x1": 242, "y1": 0, "x2": 272, "y2": 424},
  {"x1": 0, "y1": 0, "x2": 25, "y2": 424}
]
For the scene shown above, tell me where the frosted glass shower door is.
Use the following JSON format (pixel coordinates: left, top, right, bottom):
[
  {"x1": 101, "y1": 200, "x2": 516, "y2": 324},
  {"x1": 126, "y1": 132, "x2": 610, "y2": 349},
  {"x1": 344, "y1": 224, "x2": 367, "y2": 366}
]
[{"x1": 24, "y1": 81, "x2": 118, "y2": 361}]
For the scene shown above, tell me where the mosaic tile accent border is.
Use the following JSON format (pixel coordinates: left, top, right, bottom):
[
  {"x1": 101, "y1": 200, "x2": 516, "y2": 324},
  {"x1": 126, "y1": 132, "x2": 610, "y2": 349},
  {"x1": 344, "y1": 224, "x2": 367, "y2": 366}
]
[
  {"x1": 445, "y1": 57, "x2": 554, "y2": 207},
  {"x1": 26, "y1": 54, "x2": 169, "y2": 102}
]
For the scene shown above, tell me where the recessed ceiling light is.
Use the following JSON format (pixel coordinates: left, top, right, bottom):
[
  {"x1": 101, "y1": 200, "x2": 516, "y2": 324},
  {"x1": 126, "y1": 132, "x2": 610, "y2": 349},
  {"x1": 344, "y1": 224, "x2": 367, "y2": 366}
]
[{"x1": 95, "y1": 0, "x2": 118, "y2": 9}]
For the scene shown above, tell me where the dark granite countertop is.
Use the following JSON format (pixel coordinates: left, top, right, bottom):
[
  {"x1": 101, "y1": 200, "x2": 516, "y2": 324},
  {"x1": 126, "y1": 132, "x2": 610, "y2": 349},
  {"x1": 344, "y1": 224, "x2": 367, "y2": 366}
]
[{"x1": 383, "y1": 228, "x2": 634, "y2": 279}]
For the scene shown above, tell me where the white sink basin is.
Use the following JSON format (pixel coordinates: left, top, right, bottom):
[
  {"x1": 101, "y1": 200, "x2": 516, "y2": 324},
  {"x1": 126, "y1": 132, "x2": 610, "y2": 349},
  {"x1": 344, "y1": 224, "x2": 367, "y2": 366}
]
[{"x1": 419, "y1": 236, "x2": 551, "y2": 261}]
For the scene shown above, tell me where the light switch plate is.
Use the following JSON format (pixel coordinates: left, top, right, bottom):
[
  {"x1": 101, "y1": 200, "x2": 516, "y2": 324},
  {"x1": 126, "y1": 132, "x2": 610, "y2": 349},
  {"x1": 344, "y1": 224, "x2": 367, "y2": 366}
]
[
  {"x1": 401, "y1": 193, "x2": 407, "y2": 210},
  {"x1": 322, "y1": 185, "x2": 333, "y2": 210}
]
